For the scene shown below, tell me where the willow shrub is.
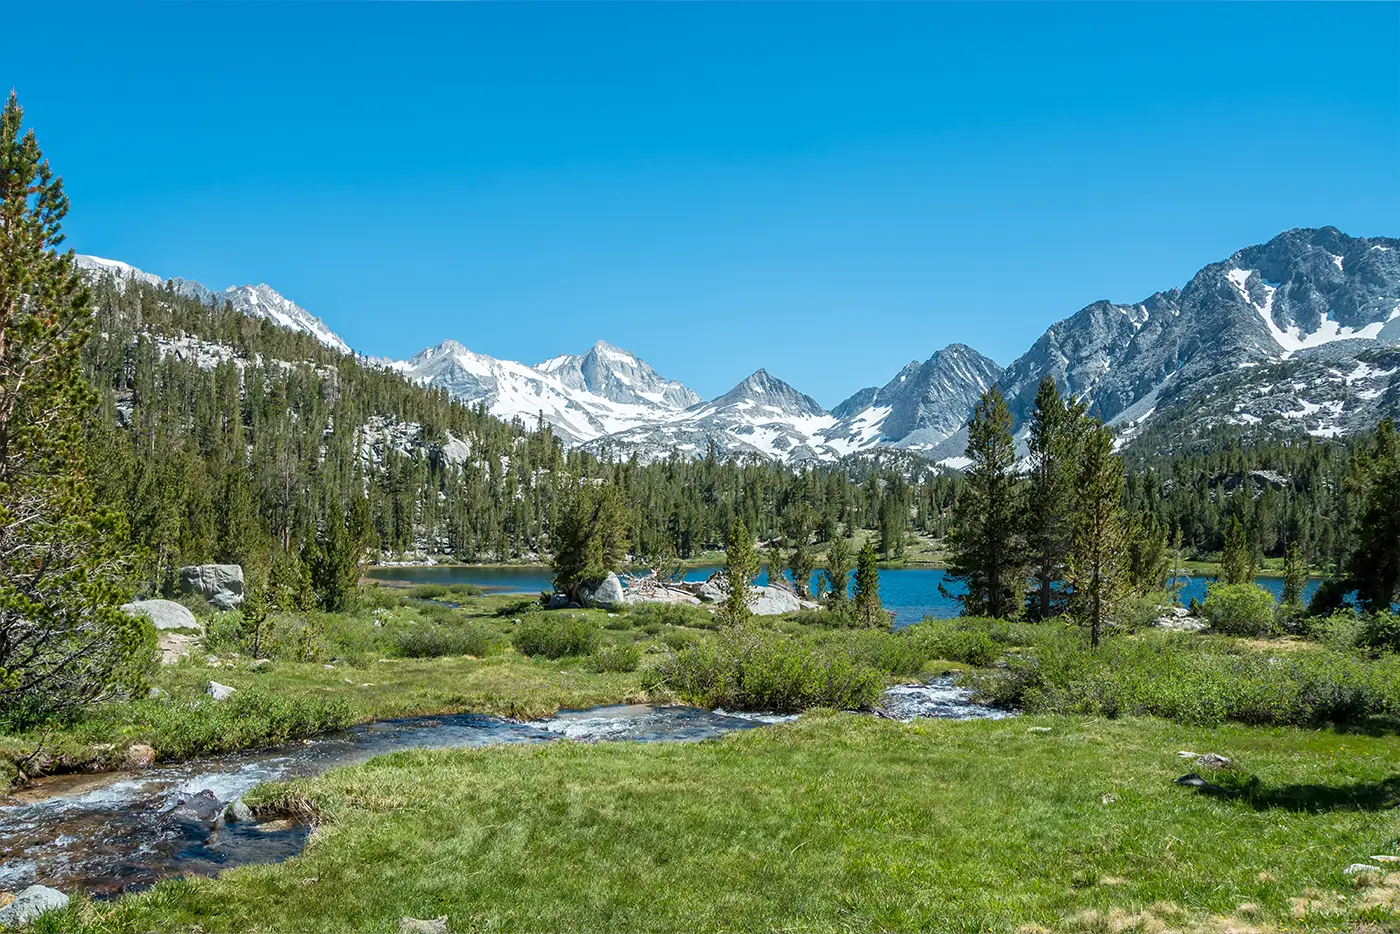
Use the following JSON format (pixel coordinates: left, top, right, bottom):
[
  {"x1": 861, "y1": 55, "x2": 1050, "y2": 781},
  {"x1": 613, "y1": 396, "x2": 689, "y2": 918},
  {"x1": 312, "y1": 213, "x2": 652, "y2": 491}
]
[
  {"x1": 1201, "y1": 583, "x2": 1279, "y2": 636},
  {"x1": 653, "y1": 626, "x2": 884, "y2": 712},
  {"x1": 512, "y1": 613, "x2": 598, "y2": 659},
  {"x1": 970, "y1": 629, "x2": 1400, "y2": 727},
  {"x1": 395, "y1": 623, "x2": 498, "y2": 659}
]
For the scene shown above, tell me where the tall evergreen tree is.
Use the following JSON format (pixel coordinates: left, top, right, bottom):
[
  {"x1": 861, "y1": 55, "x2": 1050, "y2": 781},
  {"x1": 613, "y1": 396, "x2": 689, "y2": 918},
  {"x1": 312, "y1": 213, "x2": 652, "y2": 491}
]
[
  {"x1": 1068, "y1": 419, "x2": 1128, "y2": 647},
  {"x1": 1344, "y1": 419, "x2": 1400, "y2": 612},
  {"x1": 0, "y1": 93, "x2": 149, "y2": 720},
  {"x1": 1219, "y1": 516, "x2": 1254, "y2": 585},
  {"x1": 853, "y1": 540, "x2": 886, "y2": 628},
  {"x1": 787, "y1": 534, "x2": 814, "y2": 599},
  {"x1": 942, "y1": 387, "x2": 1026, "y2": 618},
  {"x1": 719, "y1": 519, "x2": 758, "y2": 625},
  {"x1": 1281, "y1": 539, "x2": 1308, "y2": 609},
  {"x1": 1023, "y1": 378, "x2": 1082, "y2": 619},
  {"x1": 550, "y1": 480, "x2": 631, "y2": 602},
  {"x1": 823, "y1": 533, "x2": 853, "y2": 607}
]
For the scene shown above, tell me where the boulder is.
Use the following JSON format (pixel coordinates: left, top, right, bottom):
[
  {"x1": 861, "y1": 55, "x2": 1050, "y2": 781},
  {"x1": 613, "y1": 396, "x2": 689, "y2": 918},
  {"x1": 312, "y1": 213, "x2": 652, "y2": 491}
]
[
  {"x1": 166, "y1": 789, "x2": 225, "y2": 829},
  {"x1": 206, "y1": 680, "x2": 237, "y2": 701},
  {"x1": 749, "y1": 585, "x2": 802, "y2": 616},
  {"x1": 177, "y1": 564, "x2": 245, "y2": 610},
  {"x1": 546, "y1": 592, "x2": 571, "y2": 610},
  {"x1": 224, "y1": 799, "x2": 253, "y2": 823},
  {"x1": 0, "y1": 885, "x2": 69, "y2": 925},
  {"x1": 579, "y1": 572, "x2": 625, "y2": 609},
  {"x1": 121, "y1": 599, "x2": 199, "y2": 631},
  {"x1": 1194, "y1": 753, "x2": 1233, "y2": 770},
  {"x1": 696, "y1": 574, "x2": 727, "y2": 603}
]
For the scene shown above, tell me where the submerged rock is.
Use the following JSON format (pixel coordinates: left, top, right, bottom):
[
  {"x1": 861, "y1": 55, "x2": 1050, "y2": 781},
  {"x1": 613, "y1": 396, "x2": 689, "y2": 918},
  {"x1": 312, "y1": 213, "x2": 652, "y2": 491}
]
[
  {"x1": 178, "y1": 564, "x2": 245, "y2": 610},
  {"x1": 224, "y1": 799, "x2": 253, "y2": 823},
  {"x1": 166, "y1": 789, "x2": 225, "y2": 829},
  {"x1": 120, "y1": 599, "x2": 199, "y2": 631},
  {"x1": 0, "y1": 885, "x2": 69, "y2": 925}
]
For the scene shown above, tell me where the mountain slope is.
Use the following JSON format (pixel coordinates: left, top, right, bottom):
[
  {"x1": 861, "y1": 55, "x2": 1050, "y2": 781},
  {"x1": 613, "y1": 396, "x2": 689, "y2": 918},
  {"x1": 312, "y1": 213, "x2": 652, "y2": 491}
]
[{"x1": 76, "y1": 255, "x2": 352, "y2": 354}]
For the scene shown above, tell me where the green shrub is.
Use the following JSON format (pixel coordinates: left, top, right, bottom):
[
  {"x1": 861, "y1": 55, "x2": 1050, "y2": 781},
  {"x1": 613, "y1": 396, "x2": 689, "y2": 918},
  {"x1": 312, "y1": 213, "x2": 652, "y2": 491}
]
[
  {"x1": 589, "y1": 640, "x2": 643, "y2": 673},
  {"x1": 513, "y1": 614, "x2": 598, "y2": 658},
  {"x1": 656, "y1": 626, "x2": 884, "y2": 712},
  {"x1": 784, "y1": 605, "x2": 860, "y2": 629},
  {"x1": 626, "y1": 601, "x2": 715, "y2": 630},
  {"x1": 812, "y1": 629, "x2": 929, "y2": 677},
  {"x1": 660, "y1": 626, "x2": 701, "y2": 651},
  {"x1": 969, "y1": 628, "x2": 1400, "y2": 728},
  {"x1": 1359, "y1": 612, "x2": 1400, "y2": 655},
  {"x1": 395, "y1": 623, "x2": 497, "y2": 658},
  {"x1": 900, "y1": 618, "x2": 1026, "y2": 667},
  {"x1": 1201, "y1": 583, "x2": 1278, "y2": 636}
]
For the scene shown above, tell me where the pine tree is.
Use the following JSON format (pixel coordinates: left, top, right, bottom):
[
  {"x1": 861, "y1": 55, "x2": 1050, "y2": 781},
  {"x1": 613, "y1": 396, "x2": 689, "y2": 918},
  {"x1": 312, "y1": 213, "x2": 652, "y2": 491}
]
[
  {"x1": 766, "y1": 550, "x2": 788, "y2": 591},
  {"x1": 823, "y1": 533, "x2": 853, "y2": 607},
  {"x1": 788, "y1": 535, "x2": 814, "y2": 599},
  {"x1": 719, "y1": 519, "x2": 758, "y2": 625},
  {"x1": 1344, "y1": 419, "x2": 1400, "y2": 612},
  {"x1": 0, "y1": 93, "x2": 149, "y2": 720},
  {"x1": 1281, "y1": 539, "x2": 1308, "y2": 608},
  {"x1": 1023, "y1": 378, "x2": 1082, "y2": 619},
  {"x1": 1219, "y1": 516, "x2": 1253, "y2": 585},
  {"x1": 1067, "y1": 419, "x2": 1128, "y2": 647},
  {"x1": 942, "y1": 387, "x2": 1027, "y2": 618},
  {"x1": 1125, "y1": 511, "x2": 1168, "y2": 594},
  {"x1": 551, "y1": 480, "x2": 631, "y2": 601},
  {"x1": 853, "y1": 540, "x2": 886, "y2": 628}
]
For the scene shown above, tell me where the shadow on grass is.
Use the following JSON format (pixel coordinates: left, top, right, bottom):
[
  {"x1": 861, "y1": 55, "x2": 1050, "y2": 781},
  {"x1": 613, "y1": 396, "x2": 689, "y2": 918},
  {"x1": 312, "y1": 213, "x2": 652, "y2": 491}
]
[{"x1": 1200, "y1": 773, "x2": 1400, "y2": 812}]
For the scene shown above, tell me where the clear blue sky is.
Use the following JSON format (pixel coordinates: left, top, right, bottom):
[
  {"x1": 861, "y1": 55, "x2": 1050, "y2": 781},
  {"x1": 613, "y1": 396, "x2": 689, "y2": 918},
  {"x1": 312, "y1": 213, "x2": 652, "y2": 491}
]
[{"x1": 12, "y1": 3, "x2": 1399, "y2": 406}]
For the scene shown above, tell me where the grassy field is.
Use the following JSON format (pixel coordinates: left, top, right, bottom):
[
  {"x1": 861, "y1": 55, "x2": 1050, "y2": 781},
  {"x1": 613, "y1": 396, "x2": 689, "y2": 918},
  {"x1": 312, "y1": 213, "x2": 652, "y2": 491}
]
[{"x1": 39, "y1": 712, "x2": 1400, "y2": 934}]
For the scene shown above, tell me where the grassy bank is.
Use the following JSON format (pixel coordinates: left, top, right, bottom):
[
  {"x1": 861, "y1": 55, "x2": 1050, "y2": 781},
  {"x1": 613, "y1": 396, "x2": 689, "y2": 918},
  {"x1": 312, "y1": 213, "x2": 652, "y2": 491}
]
[{"x1": 43, "y1": 713, "x2": 1400, "y2": 933}]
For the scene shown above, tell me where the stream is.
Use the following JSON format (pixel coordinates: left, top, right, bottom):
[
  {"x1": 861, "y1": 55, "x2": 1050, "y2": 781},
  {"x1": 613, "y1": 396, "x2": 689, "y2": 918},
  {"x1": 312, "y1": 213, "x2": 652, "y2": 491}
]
[{"x1": 0, "y1": 678, "x2": 1007, "y2": 899}]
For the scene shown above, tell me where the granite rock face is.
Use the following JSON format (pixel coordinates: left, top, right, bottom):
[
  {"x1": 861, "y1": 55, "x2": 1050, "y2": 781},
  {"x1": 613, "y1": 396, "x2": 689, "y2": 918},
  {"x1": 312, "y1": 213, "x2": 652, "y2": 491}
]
[{"x1": 178, "y1": 564, "x2": 245, "y2": 610}]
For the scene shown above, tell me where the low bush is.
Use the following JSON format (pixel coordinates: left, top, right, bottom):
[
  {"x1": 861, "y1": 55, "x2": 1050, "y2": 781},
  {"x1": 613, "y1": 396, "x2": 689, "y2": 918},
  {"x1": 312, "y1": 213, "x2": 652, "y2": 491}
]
[
  {"x1": 811, "y1": 629, "x2": 929, "y2": 677},
  {"x1": 1201, "y1": 583, "x2": 1278, "y2": 636},
  {"x1": 626, "y1": 601, "x2": 715, "y2": 630},
  {"x1": 659, "y1": 626, "x2": 701, "y2": 651},
  {"x1": 900, "y1": 617, "x2": 1039, "y2": 667},
  {"x1": 589, "y1": 640, "x2": 643, "y2": 673},
  {"x1": 1359, "y1": 612, "x2": 1400, "y2": 655},
  {"x1": 655, "y1": 626, "x2": 884, "y2": 712},
  {"x1": 407, "y1": 583, "x2": 485, "y2": 602},
  {"x1": 395, "y1": 623, "x2": 497, "y2": 658},
  {"x1": 784, "y1": 605, "x2": 860, "y2": 629},
  {"x1": 513, "y1": 614, "x2": 598, "y2": 659},
  {"x1": 969, "y1": 629, "x2": 1400, "y2": 727}
]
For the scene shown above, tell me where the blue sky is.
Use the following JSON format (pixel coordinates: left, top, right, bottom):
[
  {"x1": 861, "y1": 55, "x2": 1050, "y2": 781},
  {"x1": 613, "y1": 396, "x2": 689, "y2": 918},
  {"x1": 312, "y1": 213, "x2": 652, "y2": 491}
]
[{"x1": 13, "y1": 3, "x2": 1399, "y2": 406}]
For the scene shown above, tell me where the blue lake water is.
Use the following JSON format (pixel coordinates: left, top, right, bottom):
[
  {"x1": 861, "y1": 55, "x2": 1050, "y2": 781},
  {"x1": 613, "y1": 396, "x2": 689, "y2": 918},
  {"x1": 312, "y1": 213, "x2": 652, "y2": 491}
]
[{"x1": 365, "y1": 565, "x2": 1324, "y2": 628}]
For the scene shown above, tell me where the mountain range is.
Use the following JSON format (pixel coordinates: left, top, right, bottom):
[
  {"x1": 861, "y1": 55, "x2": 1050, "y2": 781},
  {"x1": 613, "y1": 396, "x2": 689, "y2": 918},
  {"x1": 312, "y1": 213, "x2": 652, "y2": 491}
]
[{"x1": 77, "y1": 226, "x2": 1400, "y2": 465}]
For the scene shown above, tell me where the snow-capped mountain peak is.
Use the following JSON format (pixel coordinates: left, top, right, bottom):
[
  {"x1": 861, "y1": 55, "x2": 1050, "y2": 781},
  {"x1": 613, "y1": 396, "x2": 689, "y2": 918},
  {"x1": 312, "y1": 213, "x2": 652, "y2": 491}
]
[
  {"x1": 75, "y1": 254, "x2": 352, "y2": 354},
  {"x1": 535, "y1": 340, "x2": 700, "y2": 410}
]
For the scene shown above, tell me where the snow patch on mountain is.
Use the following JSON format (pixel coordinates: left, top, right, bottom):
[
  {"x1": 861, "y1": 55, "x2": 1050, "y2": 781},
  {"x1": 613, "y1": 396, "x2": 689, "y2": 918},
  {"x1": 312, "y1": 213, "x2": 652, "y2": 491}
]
[{"x1": 76, "y1": 255, "x2": 352, "y2": 354}]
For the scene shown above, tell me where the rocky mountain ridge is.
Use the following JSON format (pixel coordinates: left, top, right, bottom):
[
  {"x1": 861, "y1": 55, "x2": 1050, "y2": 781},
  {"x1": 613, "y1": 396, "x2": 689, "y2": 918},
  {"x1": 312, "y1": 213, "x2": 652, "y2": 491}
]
[{"x1": 77, "y1": 226, "x2": 1400, "y2": 466}]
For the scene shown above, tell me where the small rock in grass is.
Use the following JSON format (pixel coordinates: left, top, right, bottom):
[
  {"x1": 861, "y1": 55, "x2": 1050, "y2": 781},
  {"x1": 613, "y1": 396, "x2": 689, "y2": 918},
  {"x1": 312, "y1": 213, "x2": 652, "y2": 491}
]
[
  {"x1": 123, "y1": 743, "x2": 156, "y2": 770},
  {"x1": 323, "y1": 664, "x2": 335, "y2": 670},
  {"x1": 1372, "y1": 855, "x2": 1400, "y2": 863},
  {"x1": 0, "y1": 885, "x2": 69, "y2": 925},
  {"x1": 251, "y1": 658, "x2": 272, "y2": 668},
  {"x1": 1027, "y1": 726, "x2": 1052, "y2": 733},
  {"x1": 1100, "y1": 794, "x2": 1117, "y2": 805},
  {"x1": 206, "y1": 681, "x2": 236, "y2": 701},
  {"x1": 224, "y1": 799, "x2": 252, "y2": 823},
  {"x1": 1194, "y1": 753, "x2": 1233, "y2": 770},
  {"x1": 1178, "y1": 750, "x2": 1198, "y2": 758},
  {"x1": 1345, "y1": 863, "x2": 1383, "y2": 875},
  {"x1": 399, "y1": 917, "x2": 449, "y2": 934}
]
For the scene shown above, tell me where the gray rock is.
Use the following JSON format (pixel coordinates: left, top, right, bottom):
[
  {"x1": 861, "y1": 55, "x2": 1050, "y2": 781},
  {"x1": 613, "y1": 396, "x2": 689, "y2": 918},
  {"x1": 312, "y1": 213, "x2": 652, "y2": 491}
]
[
  {"x1": 121, "y1": 598, "x2": 199, "y2": 631},
  {"x1": 1194, "y1": 753, "x2": 1233, "y2": 770},
  {"x1": 547, "y1": 592, "x2": 571, "y2": 610},
  {"x1": 749, "y1": 585, "x2": 802, "y2": 616},
  {"x1": 206, "y1": 680, "x2": 237, "y2": 701},
  {"x1": 579, "y1": 572, "x2": 625, "y2": 609},
  {"x1": 166, "y1": 789, "x2": 224, "y2": 829},
  {"x1": 399, "y1": 917, "x2": 449, "y2": 934},
  {"x1": 224, "y1": 799, "x2": 253, "y2": 823},
  {"x1": 158, "y1": 631, "x2": 200, "y2": 665},
  {"x1": 696, "y1": 574, "x2": 727, "y2": 603},
  {"x1": 1345, "y1": 863, "x2": 1383, "y2": 875},
  {"x1": 178, "y1": 564, "x2": 245, "y2": 610},
  {"x1": 0, "y1": 884, "x2": 69, "y2": 925},
  {"x1": 1173, "y1": 773, "x2": 1221, "y2": 791}
]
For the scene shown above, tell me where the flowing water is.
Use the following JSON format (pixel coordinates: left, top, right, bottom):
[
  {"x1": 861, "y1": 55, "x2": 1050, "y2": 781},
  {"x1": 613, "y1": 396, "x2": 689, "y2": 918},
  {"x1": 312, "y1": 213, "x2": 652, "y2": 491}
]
[
  {"x1": 366, "y1": 565, "x2": 1323, "y2": 627},
  {"x1": 0, "y1": 679, "x2": 1002, "y2": 898}
]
